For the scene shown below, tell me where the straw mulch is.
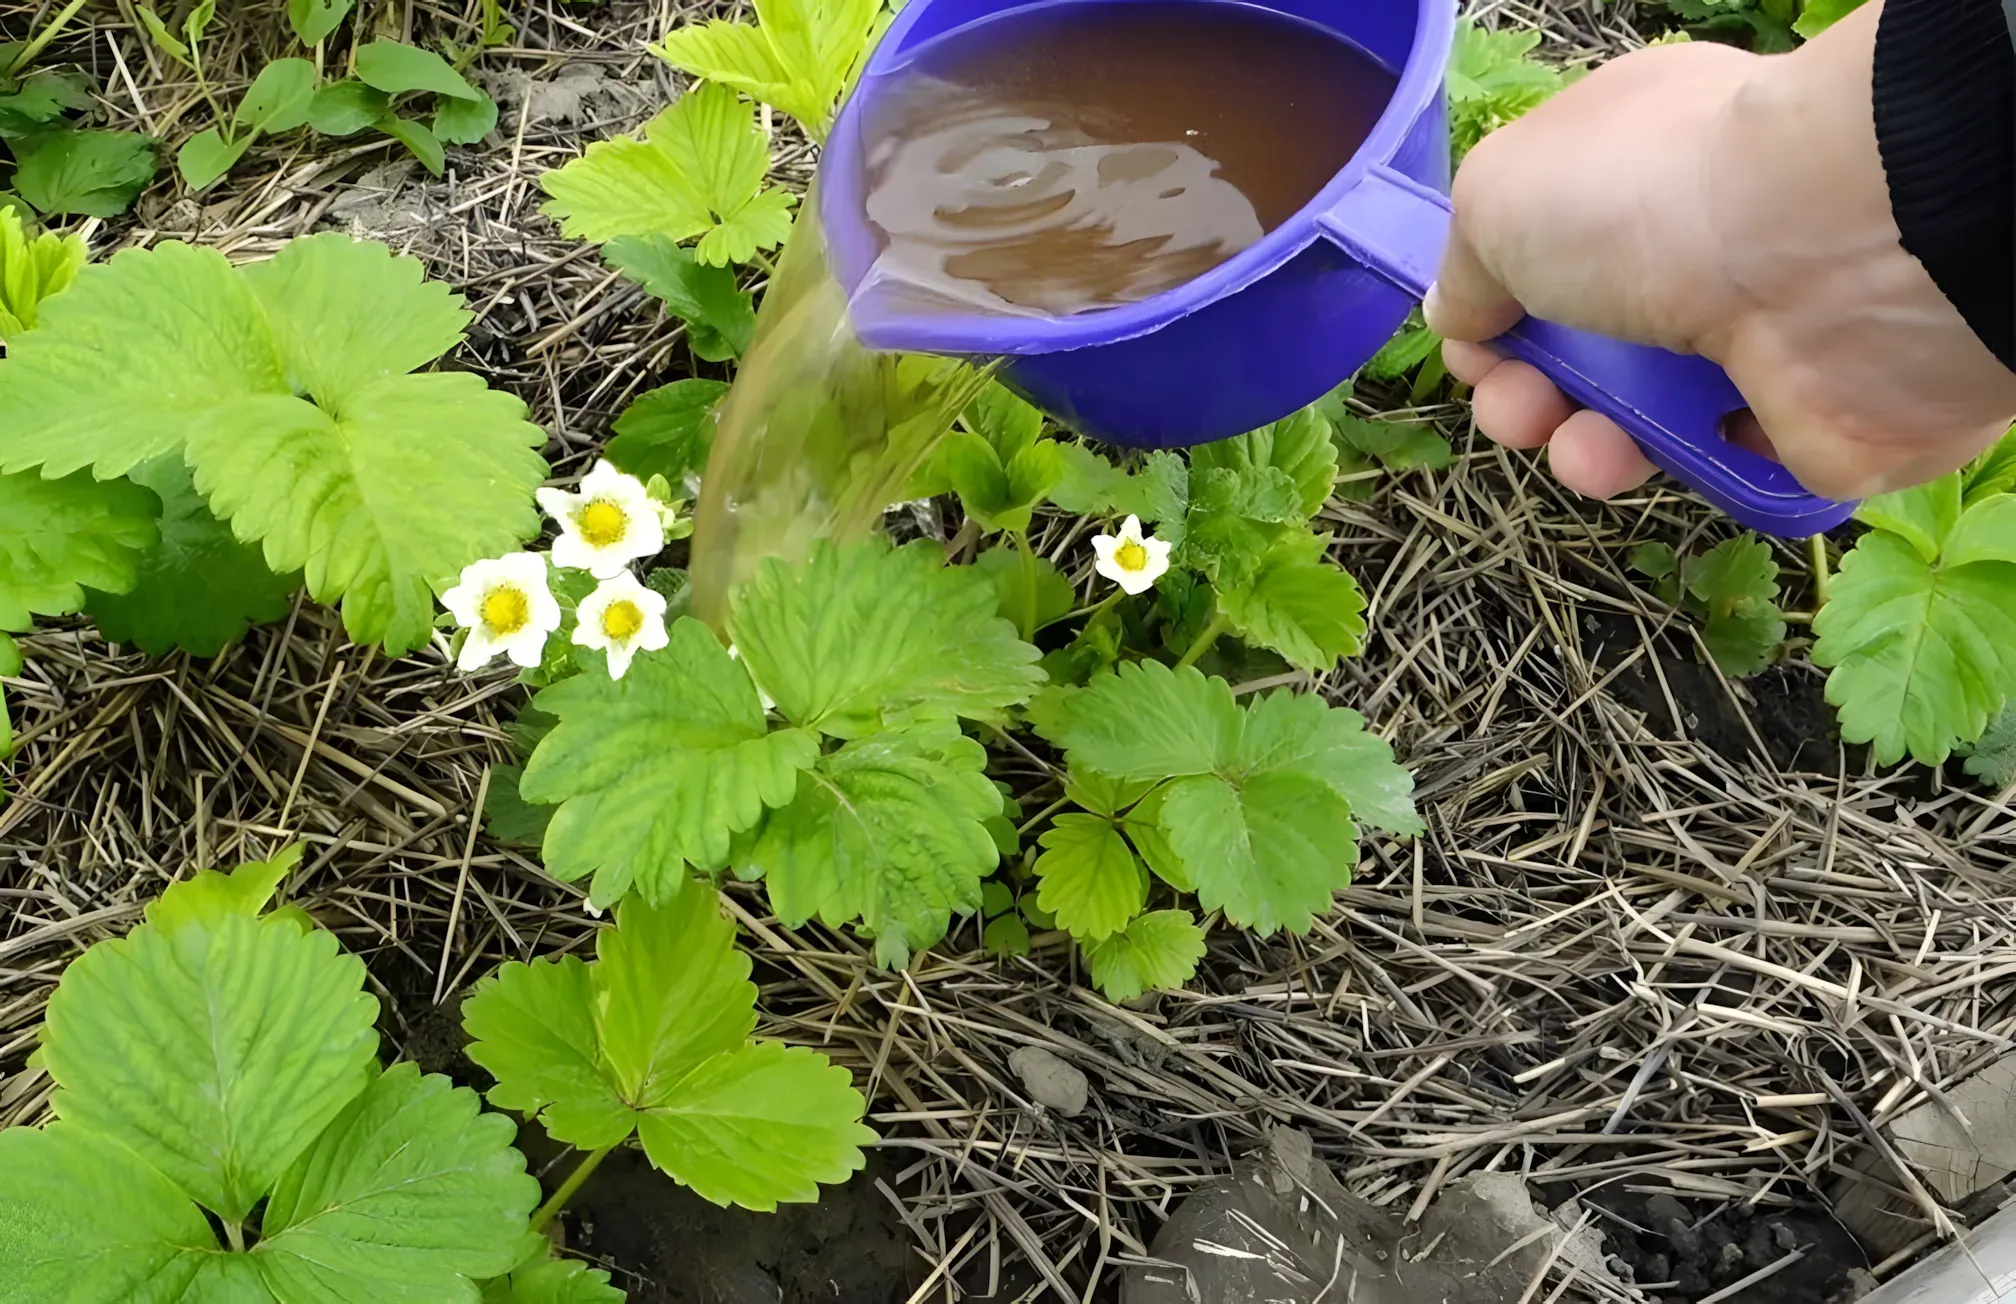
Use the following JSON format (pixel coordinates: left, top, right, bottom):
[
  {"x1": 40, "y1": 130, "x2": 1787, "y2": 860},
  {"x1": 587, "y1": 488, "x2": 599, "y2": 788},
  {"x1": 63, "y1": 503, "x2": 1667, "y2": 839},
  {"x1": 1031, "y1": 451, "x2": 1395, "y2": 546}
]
[{"x1": 6, "y1": 0, "x2": 2014, "y2": 1299}]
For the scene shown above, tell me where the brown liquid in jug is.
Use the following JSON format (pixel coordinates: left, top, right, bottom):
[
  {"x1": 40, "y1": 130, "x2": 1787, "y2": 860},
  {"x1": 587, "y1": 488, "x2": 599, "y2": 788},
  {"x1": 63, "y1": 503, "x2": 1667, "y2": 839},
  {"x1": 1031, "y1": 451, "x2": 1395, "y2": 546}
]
[{"x1": 855, "y1": 0, "x2": 1400, "y2": 317}]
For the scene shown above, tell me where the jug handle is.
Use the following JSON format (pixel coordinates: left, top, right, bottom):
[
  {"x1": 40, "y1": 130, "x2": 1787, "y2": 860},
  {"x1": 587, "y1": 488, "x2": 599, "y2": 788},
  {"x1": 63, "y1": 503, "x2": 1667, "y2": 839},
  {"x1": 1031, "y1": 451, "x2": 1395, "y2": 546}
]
[{"x1": 1318, "y1": 164, "x2": 1858, "y2": 538}]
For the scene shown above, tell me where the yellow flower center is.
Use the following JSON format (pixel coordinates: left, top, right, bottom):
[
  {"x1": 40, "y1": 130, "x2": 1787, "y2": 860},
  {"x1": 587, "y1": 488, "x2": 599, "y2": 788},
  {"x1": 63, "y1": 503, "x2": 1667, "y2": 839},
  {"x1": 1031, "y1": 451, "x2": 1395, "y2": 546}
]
[
  {"x1": 482, "y1": 586, "x2": 530, "y2": 635},
  {"x1": 601, "y1": 599, "x2": 645, "y2": 642},
  {"x1": 1115, "y1": 539, "x2": 1149, "y2": 572},
  {"x1": 578, "y1": 499, "x2": 628, "y2": 548}
]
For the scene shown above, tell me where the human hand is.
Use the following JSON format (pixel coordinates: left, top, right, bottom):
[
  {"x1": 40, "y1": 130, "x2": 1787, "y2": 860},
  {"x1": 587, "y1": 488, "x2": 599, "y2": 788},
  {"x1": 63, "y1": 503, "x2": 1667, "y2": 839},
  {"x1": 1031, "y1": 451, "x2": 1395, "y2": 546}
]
[{"x1": 1425, "y1": 2, "x2": 2016, "y2": 503}]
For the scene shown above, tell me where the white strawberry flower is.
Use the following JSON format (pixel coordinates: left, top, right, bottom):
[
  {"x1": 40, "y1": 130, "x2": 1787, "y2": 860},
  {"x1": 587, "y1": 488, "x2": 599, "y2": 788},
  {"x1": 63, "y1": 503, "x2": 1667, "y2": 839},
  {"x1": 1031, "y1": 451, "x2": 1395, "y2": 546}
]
[
  {"x1": 573, "y1": 571, "x2": 670, "y2": 680},
  {"x1": 442, "y1": 553, "x2": 562, "y2": 672},
  {"x1": 536, "y1": 460, "x2": 665, "y2": 579},
  {"x1": 1091, "y1": 515, "x2": 1172, "y2": 595}
]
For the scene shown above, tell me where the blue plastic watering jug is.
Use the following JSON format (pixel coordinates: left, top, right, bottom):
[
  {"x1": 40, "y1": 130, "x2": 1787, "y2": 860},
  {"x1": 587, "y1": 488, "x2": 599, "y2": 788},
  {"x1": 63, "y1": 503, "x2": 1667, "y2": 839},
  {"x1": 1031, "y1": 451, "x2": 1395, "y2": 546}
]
[{"x1": 818, "y1": 0, "x2": 1857, "y2": 538}]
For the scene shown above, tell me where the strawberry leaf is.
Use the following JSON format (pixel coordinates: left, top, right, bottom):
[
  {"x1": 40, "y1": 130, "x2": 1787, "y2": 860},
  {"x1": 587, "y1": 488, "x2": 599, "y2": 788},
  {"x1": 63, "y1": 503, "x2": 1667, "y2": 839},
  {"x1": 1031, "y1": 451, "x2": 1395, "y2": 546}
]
[
  {"x1": 1043, "y1": 663, "x2": 1418, "y2": 934},
  {"x1": 1681, "y1": 535, "x2": 1785, "y2": 677},
  {"x1": 1814, "y1": 493, "x2": 2016, "y2": 765},
  {"x1": 540, "y1": 84, "x2": 795, "y2": 266},
  {"x1": 1216, "y1": 533, "x2": 1366, "y2": 672},
  {"x1": 604, "y1": 378, "x2": 731, "y2": 485},
  {"x1": 0, "y1": 203, "x2": 85, "y2": 339},
  {"x1": 0, "y1": 468, "x2": 158, "y2": 632},
  {"x1": 745, "y1": 721, "x2": 1001, "y2": 967},
  {"x1": 651, "y1": 0, "x2": 884, "y2": 139},
  {"x1": 483, "y1": 1257, "x2": 627, "y2": 1304},
  {"x1": 1084, "y1": 910, "x2": 1206, "y2": 1003},
  {"x1": 1033, "y1": 813, "x2": 1146, "y2": 942},
  {"x1": 520, "y1": 616, "x2": 819, "y2": 909},
  {"x1": 725, "y1": 538, "x2": 1044, "y2": 740},
  {"x1": 604, "y1": 235, "x2": 754, "y2": 362}
]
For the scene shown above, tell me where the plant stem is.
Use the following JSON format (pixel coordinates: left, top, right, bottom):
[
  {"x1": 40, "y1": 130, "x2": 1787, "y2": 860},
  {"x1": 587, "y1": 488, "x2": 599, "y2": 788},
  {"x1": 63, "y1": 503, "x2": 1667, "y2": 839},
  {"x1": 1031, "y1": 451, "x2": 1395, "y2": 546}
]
[
  {"x1": 1809, "y1": 534, "x2": 1832, "y2": 608},
  {"x1": 223, "y1": 1220, "x2": 246, "y2": 1253},
  {"x1": 529, "y1": 1144, "x2": 614, "y2": 1233},
  {"x1": 1174, "y1": 612, "x2": 1230, "y2": 671},
  {"x1": 7, "y1": 0, "x2": 92, "y2": 75},
  {"x1": 1065, "y1": 589, "x2": 1124, "y2": 625}
]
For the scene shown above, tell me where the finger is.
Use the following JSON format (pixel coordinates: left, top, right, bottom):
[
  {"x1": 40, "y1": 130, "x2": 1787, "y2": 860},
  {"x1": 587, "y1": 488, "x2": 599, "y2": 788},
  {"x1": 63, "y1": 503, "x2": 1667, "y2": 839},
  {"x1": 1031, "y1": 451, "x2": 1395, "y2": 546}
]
[
  {"x1": 1442, "y1": 339, "x2": 1503, "y2": 387},
  {"x1": 1547, "y1": 410, "x2": 1656, "y2": 499},
  {"x1": 1470, "y1": 359, "x2": 1577, "y2": 451},
  {"x1": 1425, "y1": 153, "x2": 1527, "y2": 343}
]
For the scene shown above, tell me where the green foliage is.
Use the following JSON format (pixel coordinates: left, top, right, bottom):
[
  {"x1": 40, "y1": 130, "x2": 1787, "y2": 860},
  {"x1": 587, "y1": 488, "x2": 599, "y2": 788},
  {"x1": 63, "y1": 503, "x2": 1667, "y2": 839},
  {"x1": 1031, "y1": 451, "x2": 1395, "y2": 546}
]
[
  {"x1": 604, "y1": 235, "x2": 756, "y2": 361},
  {"x1": 1814, "y1": 476, "x2": 2016, "y2": 765},
  {"x1": 0, "y1": 233, "x2": 549, "y2": 653},
  {"x1": 11, "y1": 129, "x2": 157, "y2": 217},
  {"x1": 914, "y1": 382, "x2": 1064, "y2": 534},
  {"x1": 1329, "y1": 403, "x2": 1453, "y2": 501},
  {"x1": 604, "y1": 378, "x2": 731, "y2": 486},
  {"x1": 1658, "y1": 0, "x2": 1860, "y2": 48},
  {"x1": 485, "y1": 1257, "x2": 627, "y2": 1304},
  {"x1": 1447, "y1": 18, "x2": 1569, "y2": 160},
  {"x1": 1084, "y1": 910, "x2": 1207, "y2": 1003},
  {"x1": 462, "y1": 888, "x2": 876, "y2": 1211},
  {"x1": 0, "y1": 203, "x2": 83, "y2": 339},
  {"x1": 1040, "y1": 662, "x2": 1420, "y2": 936},
  {"x1": 85, "y1": 457, "x2": 300, "y2": 656},
  {"x1": 723, "y1": 537, "x2": 1044, "y2": 738},
  {"x1": 1632, "y1": 534, "x2": 1787, "y2": 677},
  {"x1": 1964, "y1": 703, "x2": 2016, "y2": 788},
  {"x1": 178, "y1": 58, "x2": 317, "y2": 191},
  {"x1": 1034, "y1": 813, "x2": 1147, "y2": 942},
  {"x1": 651, "y1": 0, "x2": 885, "y2": 139},
  {"x1": 541, "y1": 84, "x2": 796, "y2": 266},
  {"x1": 0, "y1": 469, "x2": 158, "y2": 632},
  {"x1": 521, "y1": 615, "x2": 818, "y2": 908},
  {"x1": 290, "y1": 0, "x2": 355, "y2": 45},
  {"x1": 974, "y1": 546, "x2": 1076, "y2": 636},
  {"x1": 0, "y1": 858, "x2": 541, "y2": 1299}
]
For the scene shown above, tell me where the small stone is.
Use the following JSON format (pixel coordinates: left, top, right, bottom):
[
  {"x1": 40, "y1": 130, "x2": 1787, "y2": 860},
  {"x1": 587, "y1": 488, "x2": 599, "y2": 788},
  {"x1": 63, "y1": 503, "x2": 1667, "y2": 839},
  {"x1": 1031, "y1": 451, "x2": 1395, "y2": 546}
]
[{"x1": 1009, "y1": 1046, "x2": 1089, "y2": 1117}]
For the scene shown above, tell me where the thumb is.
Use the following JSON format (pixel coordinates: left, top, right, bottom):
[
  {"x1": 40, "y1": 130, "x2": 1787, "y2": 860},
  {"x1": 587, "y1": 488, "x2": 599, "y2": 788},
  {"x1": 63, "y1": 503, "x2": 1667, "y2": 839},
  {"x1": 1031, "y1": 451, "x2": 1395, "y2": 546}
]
[{"x1": 1425, "y1": 218, "x2": 1524, "y2": 343}]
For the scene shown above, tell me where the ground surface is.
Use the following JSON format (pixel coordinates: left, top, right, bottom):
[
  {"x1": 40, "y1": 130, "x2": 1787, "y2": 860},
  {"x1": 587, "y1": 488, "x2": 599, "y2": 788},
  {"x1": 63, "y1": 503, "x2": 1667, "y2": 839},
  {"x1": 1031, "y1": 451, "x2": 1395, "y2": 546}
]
[{"x1": 5, "y1": 0, "x2": 2016, "y2": 1300}]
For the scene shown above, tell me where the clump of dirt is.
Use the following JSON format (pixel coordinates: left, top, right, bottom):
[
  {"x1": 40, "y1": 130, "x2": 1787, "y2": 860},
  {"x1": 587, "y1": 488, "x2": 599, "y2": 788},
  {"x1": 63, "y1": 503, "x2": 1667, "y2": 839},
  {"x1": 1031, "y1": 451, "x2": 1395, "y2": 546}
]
[
  {"x1": 557, "y1": 1145, "x2": 918, "y2": 1303},
  {"x1": 1590, "y1": 1191, "x2": 1869, "y2": 1303}
]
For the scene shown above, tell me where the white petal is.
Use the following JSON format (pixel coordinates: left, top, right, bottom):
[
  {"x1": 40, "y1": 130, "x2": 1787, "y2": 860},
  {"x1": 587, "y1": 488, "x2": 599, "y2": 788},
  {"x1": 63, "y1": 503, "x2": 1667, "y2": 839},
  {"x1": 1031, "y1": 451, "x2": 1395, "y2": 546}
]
[
  {"x1": 457, "y1": 629, "x2": 503, "y2": 672},
  {"x1": 550, "y1": 534, "x2": 599, "y2": 573},
  {"x1": 1143, "y1": 537, "x2": 1174, "y2": 566},
  {"x1": 1118, "y1": 515, "x2": 1146, "y2": 543},
  {"x1": 1114, "y1": 568, "x2": 1157, "y2": 596},
  {"x1": 1090, "y1": 535, "x2": 1120, "y2": 563},
  {"x1": 578, "y1": 460, "x2": 638, "y2": 499},
  {"x1": 441, "y1": 581, "x2": 482, "y2": 629},
  {"x1": 535, "y1": 486, "x2": 577, "y2": 524},
  {"x1": 605, "y1": 641, "x2": 639, "y2": 680},
  {"x1": 636, "y1": 617, "x2": 671, "y2": 653},
  {"x1": 504, "y1": 626, "x2": 550, "y2": 669}
]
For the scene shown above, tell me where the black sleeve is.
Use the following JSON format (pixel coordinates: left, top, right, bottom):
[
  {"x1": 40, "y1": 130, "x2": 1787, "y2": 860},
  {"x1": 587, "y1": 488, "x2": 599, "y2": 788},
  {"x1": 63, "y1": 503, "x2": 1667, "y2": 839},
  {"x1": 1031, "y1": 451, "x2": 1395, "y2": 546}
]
[{"x1": 1871, "y1": 0, "x2": 2016, "y2": 369}]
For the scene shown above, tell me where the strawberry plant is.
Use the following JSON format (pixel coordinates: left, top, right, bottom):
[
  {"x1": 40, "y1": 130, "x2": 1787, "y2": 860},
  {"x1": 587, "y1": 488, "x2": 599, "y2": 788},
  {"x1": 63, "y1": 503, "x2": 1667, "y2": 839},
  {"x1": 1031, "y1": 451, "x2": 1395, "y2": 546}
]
[
  {"x1": 0, "y1": 850, "x2": 565, "y2": 1300},
  {"x1": 1630, "y1": 535, "x2": 1789, "y2": 677},
  {"x1": 0, "y1": 20, "x2": 158, "y2": 220},
  {"x1": 0, "y1": 232, "x2": 549, "y2": 656},
  {"x1": 650, "y1": 0, "x2": 886, "y2": 142},
  {"x1": 461, "y1": 885, "x2": 876, "y2": 1212}
]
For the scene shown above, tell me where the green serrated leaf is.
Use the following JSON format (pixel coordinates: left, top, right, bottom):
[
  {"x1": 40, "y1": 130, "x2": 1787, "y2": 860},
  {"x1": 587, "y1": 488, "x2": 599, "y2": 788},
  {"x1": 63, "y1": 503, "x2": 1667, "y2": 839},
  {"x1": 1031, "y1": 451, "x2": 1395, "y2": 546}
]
[
  {"x1": 1217, "y1": 533, "x2": 1366, "y2": 672},
  {"x1": 0, "y1": 236, "x2": 547, "y2": 654},
  {"x1": 1964, "y1": 428, "x2": 2016, "y2": 504},
  {"x1": 540, "y1": 84, "x2": 795, "y2": 267},
  {"x1": 745, "y1": 721, "x2": 1001, "y2": 967},
  {"x1": 1192, "y1": 410, "x2": 1336, "y2": 522},
  {"x1": 41, "y1": 907, "x2": 379, "y2": 1222},
  {"x1": 1856, "y1": 475, "x2": 1962, "y2": 565},
  {"x1": 725, "y1": 538, "x2": 1044, "y2": 740},
  {"x1": 308, "y1": 81, "x2": 390, "y2": 136},
  {"x1": 1447, "y1": 18, "x2": 1564, "y2": 158},
  {"x1": 1034, "y1": 813, "x2": 1146, "y2": 942},
  {"x1": 484, "y1": 1256, "x2": 627, "y2": 1304},
  {"x1": 1042, "y1": 664, "x2": 1419, "y2": 933},
  {"x1": 0, "y1": 469, "x2": 159, "y2": 632},
  {"x1": 1332, "y1": 412, "x2": 1452, "y2": 477},
  {"x1": 467, "y1": 889, "x2": 873, "y2": 1212},
  {"x1": 13, "y1": 128, "x2": 157, "y2": 218},
  {"x1": 1629, "y1": 541, "x2": 1678, "y2": 580},
  {"x1": 603, "y1": 379, "x2": 730, "y2": 485},
  {"x1": 522, "y1": 616, "x2": 819, "y2": 908},
  {"x1": 1063, "y1": 766, "x2": 1155, "y2": 819},
  {"x1": 1122, "y1": 785, "x2": 1194, "y2": 891},
  {"x1": 1965, "y1": 702, "x2": 2016, "y2": 788},
  {"x1": 603, "y1": 235, "x2": 755, "y2": 361},
  {"x1": 356, "y1": 41, "x2": 485, "y2": 100},
  {"x1": 84, "y1": 457, "x2": 298, "y2": 657},
  {"x1": 145, "y1": 845, "x2": 305, "y2": 932},
  {"x1": 1682, "y1": 535, "x2": 1785, "y2": 677},
  {"x1": 1814, "y1": 497, "x2": 2016, "y2": 765},
  {"x1": 463, "y1": 954, "x2": 634, "y2": 1149},
  {"x1": 651, "y1": 0, "x2": 883, "y2": 139},
  {"x1": 237, "y1": 58, "x2": 318, "y2": 134},
  {"x1": 0, "y1": 1121, "x2": 217, "y2": 1298},
  {"x1": 973, "y1": 547, "x2": 1076, "y2": 635},
  {"x1": 1084, "y1": 910, "x2": 1205, "y2": 1003},
  {"x1": 0, "y1": 201, "x2": 85, "y2": 339},
  {"x1": 1793, "y1": 0, "x2": 1865, "y2": 37},
  {"x1": 0, "y1": 70, "x2": 94, "y2": 138},
  {"x1": 255, "y1": 1062, "x2": 539, "y2": 1298},
  {"x1": 1360, "y1": 325, "x2": 1442, "y2": 381}
]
